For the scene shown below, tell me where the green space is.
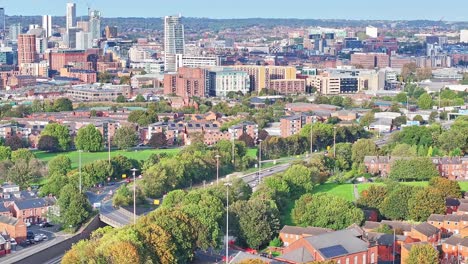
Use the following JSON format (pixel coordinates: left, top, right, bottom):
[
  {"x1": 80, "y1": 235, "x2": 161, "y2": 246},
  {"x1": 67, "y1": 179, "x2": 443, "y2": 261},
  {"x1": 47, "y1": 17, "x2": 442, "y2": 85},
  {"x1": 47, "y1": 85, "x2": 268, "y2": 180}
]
[
  {"x1": 312, "y1": 183, "x2": 355, "y2": 202},
  {"x1": 34, "y1": 148, "x2": 181, "y2": 169},
  {"x1": 246, "y1": 148, "x2": 258, "y2": 158}
]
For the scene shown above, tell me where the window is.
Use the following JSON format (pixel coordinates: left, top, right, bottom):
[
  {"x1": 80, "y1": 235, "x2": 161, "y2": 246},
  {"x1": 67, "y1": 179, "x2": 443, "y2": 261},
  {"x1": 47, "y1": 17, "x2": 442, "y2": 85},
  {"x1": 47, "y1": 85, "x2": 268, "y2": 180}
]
[
  {"x1": 363, "y1": 254, "x2": 366, "y2": 264},
  {"x1": 371, "y1": 253, "x2": 375, "y2": 264},
  {"x1": 354, "y1": 256, "x2": 358, "y2": 264},
  {"x1": 346, "y1": 258, "x2": 350, "y2": 264},
  {"x1": 446, "y1": 244, "x2": 449, "y2": 249}
]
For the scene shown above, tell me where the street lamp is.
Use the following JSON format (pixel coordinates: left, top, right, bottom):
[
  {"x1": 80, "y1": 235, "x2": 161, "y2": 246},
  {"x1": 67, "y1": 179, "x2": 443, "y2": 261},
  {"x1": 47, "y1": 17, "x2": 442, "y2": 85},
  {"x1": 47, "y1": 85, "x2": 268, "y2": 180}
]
[
  {"x1": 224, "y1": 182, "x2": 232, "y2": 264},
  {"x1": 78, "y1": 150, "x2": 83, "y2": 193},
  {"x1": 406, "y1": 95, "x2": 409, "y2": 114},
  {"x1": 231, "y1": 137, "x2": 235, "y2": 166},
  {"x1": 258, "y1": 139, "x2": 263, "y2": 183},
  {"x1": 333, "y1": 126, "x2": 337, "y2": 158},
  {"x1": 215, "y1": 154, "x2": 221, "y2": 185},
  {"x1": 130, "y1": 168, "x2": 138, "y2": 225},
  {"x1": 310, "y1": 117, "x2": 317, "y2": 156}
]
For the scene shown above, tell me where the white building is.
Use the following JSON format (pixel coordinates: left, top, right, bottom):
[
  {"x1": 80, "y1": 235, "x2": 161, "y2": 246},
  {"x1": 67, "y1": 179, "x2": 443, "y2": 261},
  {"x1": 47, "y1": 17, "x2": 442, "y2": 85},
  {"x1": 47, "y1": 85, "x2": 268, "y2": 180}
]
[
  {"x1": 461, "y1": 30, "x2": 468, "y2": 43},
  {"x1": 42, "y1": 15, "x2": 52, "y2": 38},
  {"x1": 129, "y1": 47, "x2": 156, "y2": 62},
  {"x1": 76, "y1": 31, "x2": 92, "y2": 50},
  {"x1": 164, "y1": 15, "x2": 185, "y2": 72},
  {"x1": 89, "y1": 10, "x2": 101, "y2": 44},
  {"x1": 66, "y1": 3, "x2": 76, "y2": 31},
  {"x1": 208, "y1": 68, "x2": 250, "y2": 97},
  {"x1": 366, "y1": 26, "x2": 378, "y2": 38},
  {"x1": 176, "y1": 54, "x2": 219, "y2": 70},
  {"x1": 9, "y1": 23, "x2": 21, "y2": 41}
]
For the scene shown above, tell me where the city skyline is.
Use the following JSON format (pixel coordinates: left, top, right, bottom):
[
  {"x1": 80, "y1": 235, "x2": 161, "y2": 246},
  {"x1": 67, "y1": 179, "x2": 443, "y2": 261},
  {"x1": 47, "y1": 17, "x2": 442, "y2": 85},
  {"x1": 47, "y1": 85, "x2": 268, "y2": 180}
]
[{"x1": 0, "y1": 0, "x2": 467, "y2": 21}]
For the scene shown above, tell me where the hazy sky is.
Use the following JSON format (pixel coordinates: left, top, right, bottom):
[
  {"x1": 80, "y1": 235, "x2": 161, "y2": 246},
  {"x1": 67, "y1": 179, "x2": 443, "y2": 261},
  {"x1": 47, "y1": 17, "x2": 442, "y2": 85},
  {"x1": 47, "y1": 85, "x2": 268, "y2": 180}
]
[{"x1": 2, "y1": 0, "x2": 468, "y2": 21}]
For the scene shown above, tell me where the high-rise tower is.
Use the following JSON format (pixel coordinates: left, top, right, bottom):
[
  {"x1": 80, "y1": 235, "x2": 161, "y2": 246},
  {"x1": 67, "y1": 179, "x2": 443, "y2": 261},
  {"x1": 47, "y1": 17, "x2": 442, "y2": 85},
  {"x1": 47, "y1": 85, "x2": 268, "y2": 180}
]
[
  {"x1": 164, "y1": 15, "x2": 185, "y2": 72},
  {"x1": 66, "y1": 3, "x2": 76, "y2": 31},
  {"x1": 42, "y1": 15, "x2": 52, "y2": 38}
]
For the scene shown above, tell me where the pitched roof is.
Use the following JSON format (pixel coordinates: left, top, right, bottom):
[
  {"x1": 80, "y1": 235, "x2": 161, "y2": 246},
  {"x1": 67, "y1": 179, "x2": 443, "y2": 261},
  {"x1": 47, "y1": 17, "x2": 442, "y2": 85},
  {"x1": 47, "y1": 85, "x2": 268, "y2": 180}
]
[
  {"x1": 381, "y1": 220, "x2": 414, "y2": 232},
  {"x1": 459, "y1": 204, "x2": 468, "y2": 212},
  {"x1": 280, "y1": 225, "x2": 332, "y2": 236},
  {"x1": 363, "y1": 221, "x2": 381, "y2": 230},
  {"x1": 444, "y1": 235, "x2": 465, "y2": 246},
  {"x1": 402, "y1": 241, "x2": 429, "y2": 251},
  {"x1": 366, "y1": 232, "x2": 407, "y2": 246},
  {"x1": 229, "y1": 251, "x2": 286, "y2": 264},
  {"x1": 413, "y1": 222, "x2": 440, "y2": 237},
  {"x1": 0, "y1": 215, "x2": 20, "y2": 226},
  {"x1": 304, "y1": 229, "x2": 368, "y2": 259},
  {"x1": 428, "y1": 214, "x2": 445, "y2": 222},
  {"x1": 279, "y1": 247, "x2": 315, "y2": 263},
  {"x1": 14, "y1": 198, "x2": 48, "y2": 210},
  {"x1": 0, "y1": 203, "x2": 8, "y2": 213}
]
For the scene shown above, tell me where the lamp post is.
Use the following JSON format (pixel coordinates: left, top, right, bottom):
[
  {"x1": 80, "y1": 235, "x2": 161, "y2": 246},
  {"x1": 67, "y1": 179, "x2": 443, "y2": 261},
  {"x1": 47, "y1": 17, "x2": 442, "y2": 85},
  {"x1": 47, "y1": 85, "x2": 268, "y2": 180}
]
[
  {"x1": 130, "y1": 168, "x2": 138, "y2": 225},
  {"x1": 309, "y1": 117, "x2": 316, "y2": 156},
  {"x1": 406, "y1": 95, "x2": 409, "y2": 114},
  {"x1": 333, "y1": 126, "x2": 337, "y2": 158},
  {"x1": 215, "y1": 154, "x2": 221, "y2": 184},
  {"x1": 231, "y1": 136, "x2": 235, "y2": 166},
  {"x1": 224, "y1": 182, "x2": 232, "y2": 264},
  {"x1": 258, "y1": 139, "x2": 263, "y2": 183},
  {"x1": 78, "y1": 150, "x2": 83, "y2": 193}
]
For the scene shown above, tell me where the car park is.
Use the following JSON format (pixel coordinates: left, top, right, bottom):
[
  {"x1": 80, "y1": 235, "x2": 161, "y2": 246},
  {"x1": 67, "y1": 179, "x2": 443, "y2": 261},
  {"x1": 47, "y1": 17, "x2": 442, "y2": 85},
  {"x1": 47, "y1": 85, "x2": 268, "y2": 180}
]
[{"x1": 39, "y1": 222, "x2": 53, "y2": 228}]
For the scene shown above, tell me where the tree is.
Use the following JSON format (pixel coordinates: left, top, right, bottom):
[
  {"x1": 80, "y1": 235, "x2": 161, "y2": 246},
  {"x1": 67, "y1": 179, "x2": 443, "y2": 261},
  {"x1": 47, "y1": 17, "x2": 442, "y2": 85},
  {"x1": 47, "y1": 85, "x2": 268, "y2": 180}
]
[
  {"x1": 116, "y1": 95, "x2": 126, "y2": 103},
  {"x1": 48, "y1": 155, "x2": 72, "y2": 176},
  {"x1": 58, "y1": 184, "x2": 92, "y2": 227},
  {"x1": 231, "y1": 198, "x2": 281, "y2": 249},
  {"x1": 401, "y1": 63, "x2": 417, "y2": 81},
  {"x1": 417, "y1": 93, "x2": 433, "y2": 110},
  {"x1": 351, "y1": 139, "x2": 379, "y2": 165},
  {"x1": 111, "y1": 155, "x2": 138, "y2": 179},
  {"x1": 40, "y1": 172, "x2": 68, "y2": 197},
  {"x1": 127, "y1": 110, "x2": 155, "y2": 126},
  {"x1": 53, "y1": 98, "x2": 73, "y2": 112},
  {"x1": 37, "y1": 135, "x2": 60, "y2": 152},
  {"x1": 83, "y1": 160, "x2": 113, "y2": 187},
  {"x1": 113, "y1": 185, "x2": 145, "y2": 207},
  {"x1": 135, "y1": 94, "x2": 146, "y2": 102},
  {"x1": 113, "y1": 126, "x2": 139, "y2": 150},
  {"x1": 393, "y1": 116, "x2": 407, "y2": 128},
  {"x1": 75, "y1": 124, "x2": 103, "y2": 152},
  {"x1": 373, "y1": 224, "x2": 393, "y2": 234},
  {"x1": 389, "y1": 158, "x2": 439, "y2": 181},
  {"x1": 7, "y1": 158, "x2": 45, "y2": 188},
  {"x1": 0, "y1": 146, "x2": 11, "y2": 161},
  {"x1": 380, "y1": 185, "x2": 415, "y2": 220},
  {"x1": 148, "y1": 132, "x2": 167, "y2": 149},
  {"x1": 11, "y1": 148, "x2": 35, "y2": 163},
  {"x1": 413, "y1": 115, "x2": 424, "y2": 123},
  {"x1": 406, "y1": 244, "x2": 439, "y2": 264},
  {"x1": 5, "y1": 135, "x2": 26, "y2": 151},
  {"x1": 282, "y1": 164, "x2": 318, "y2": 194},
  {"x1": 334, "y1": 143, "x2": 353, "y2": 170},
  {"x1": 438, "y1": 129, "x2": 468, "y2": 154},
  {"x1": 238, "y1": 133, "x2": 255, "y2": 147},
  {"x1": 41, "y1": 123, "x2": 71, "y2": 151},
  {"x1": 357, "y1": 185, "x2": 388, "y2": 211},
  {"x1": 360, "y1": 111, "x2": 375, "y2": 128},
  {"x1": 408, "y1": 187, "x2": 446, "y2": 221},
  {"x1": 391, "y1": 143, "x2": 417, "y2": 157},
  {"x1": 429, "y1": 177, "x2": 462, "y2": 198},
  {"x1": 292, "y1": 193, "x2": 364, "y2": 230}
]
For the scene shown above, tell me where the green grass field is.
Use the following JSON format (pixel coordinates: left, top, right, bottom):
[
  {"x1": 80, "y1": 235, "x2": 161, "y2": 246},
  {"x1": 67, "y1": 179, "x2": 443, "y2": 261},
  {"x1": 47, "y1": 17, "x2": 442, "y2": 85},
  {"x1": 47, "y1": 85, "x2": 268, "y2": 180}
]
[
  {"x1": 312, "y1": 183, "x2": 355, "y2": 201},
  {"x1": 34, "y1": 149, "x2": 181, "y2": 169},
  {"x1": 246, "y1": 148, "x2": 258, "y2": 158}
]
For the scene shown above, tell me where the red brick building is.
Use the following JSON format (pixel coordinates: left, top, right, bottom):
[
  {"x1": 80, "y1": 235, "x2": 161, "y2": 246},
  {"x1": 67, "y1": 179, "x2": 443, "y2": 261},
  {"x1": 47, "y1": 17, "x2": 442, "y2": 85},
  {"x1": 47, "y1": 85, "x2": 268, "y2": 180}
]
[
  {"x1": 278, "y1": 228, "x2": 379, "y2": 264},
  {"x1": 280, "y1": 114, "x2": 316, "y2": 138},
  {"x1": 441, "y1": 236, "x2": 468, "y2": 263},
  {"x1": 0, "y1": 215, "x2": 27, "y2": 243},
  {"x1": 17, "y1": 34, "x2": 37, "y2": 64},
  {"x1": 46, "y1": 49, "x2": 87, "y2": 71},
  {"x1": 10, "y1": 198, "x2": 52, "y2": 225},
  {"x1": 279, "y1": 225, "x2": 332, "y2": 247},
  {"x1": 163, "y1": 67, "x2": 207, "y2": 98},
  {"x1": 269, "y1": 79, "x2": 306, "y2": 95}
]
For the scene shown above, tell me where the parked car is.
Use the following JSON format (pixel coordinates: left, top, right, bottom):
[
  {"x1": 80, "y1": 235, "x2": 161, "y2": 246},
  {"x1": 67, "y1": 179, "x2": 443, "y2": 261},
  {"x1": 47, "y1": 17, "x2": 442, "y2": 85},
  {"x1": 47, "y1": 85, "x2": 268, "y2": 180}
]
[
  {"x1": 39, "y1": 222, "x2": 53, "y2": 228},
  {"x1": 33, "y1": 235, "x2": 43, "y2": 242},
  {"x1": 39, "y1": 233, "x2": 47, "y2": 240},
  {"x1": 25, "y1": 222, "x2": 31, "y2": 227},
  {"x1": 27, "y1": 231, "x2": 34, "y2": 240},
  {"x1": 10, "y1": 238, "x2": 17, "y2": 246}
]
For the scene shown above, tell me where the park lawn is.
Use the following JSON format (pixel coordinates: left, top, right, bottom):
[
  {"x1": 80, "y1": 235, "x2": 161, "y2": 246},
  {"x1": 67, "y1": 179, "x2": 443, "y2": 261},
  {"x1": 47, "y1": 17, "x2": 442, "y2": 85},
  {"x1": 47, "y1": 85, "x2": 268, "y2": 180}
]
[
  {"x1": 246, "y1": 148, "x2": 257, "y2": 158},
  {"x1": 34, "y1": 148, "x2": 181, "y2": 169},
  {"x1": 312, "y1": 183, "x2": 355, "y2": 202}
]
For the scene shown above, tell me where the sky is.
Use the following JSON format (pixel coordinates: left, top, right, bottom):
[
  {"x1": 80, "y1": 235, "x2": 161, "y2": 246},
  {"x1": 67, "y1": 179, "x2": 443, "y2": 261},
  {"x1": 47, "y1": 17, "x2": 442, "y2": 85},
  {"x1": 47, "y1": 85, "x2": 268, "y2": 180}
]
[{"x1": 1, "y1": 0, "x2": 468, "y2": 21}]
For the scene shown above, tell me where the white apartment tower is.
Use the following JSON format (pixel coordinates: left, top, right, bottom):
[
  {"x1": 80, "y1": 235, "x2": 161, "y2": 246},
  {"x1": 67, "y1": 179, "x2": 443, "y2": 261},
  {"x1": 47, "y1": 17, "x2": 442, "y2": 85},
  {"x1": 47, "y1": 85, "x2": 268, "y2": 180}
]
[
  {"x1": 461, "y1": 30, "x2": 468, "y2": 43},
  {"x1": 66, "y1": 3, "x2": 76, "y2": 31},
  {"x1": 366, "y1": 26, "x2": 378, "y2": 38},
  {"x1": 89, "y1": 10, "x2": 101, "y2": 44},
  {"x1": 164, "y1": 15, "x2": 185, "y2": 72},
  {"x1": 42, "y1": 15, "x2": 52, "y2": 38}
]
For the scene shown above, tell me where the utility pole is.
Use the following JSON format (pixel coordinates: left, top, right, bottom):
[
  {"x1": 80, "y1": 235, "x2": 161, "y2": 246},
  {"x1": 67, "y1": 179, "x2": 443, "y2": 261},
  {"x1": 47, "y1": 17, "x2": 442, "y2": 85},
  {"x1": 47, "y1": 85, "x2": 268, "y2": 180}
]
[
  {"x1": 108, "y1": 132, "x2": 111, "y2": 164},
  {"x1": 131, "y1": 168, "x2": 138, "y2": 225},
  {"x1": 78, "y1": 150, "x2": 83, "y2": 193},
  {"x1": 231, "y1": 137, "x2": 235, "y2": 166},
  {"x1": 215, "y1": 154, "x2": 221, "y2": 185},
  {"x1": 224, "y1": 182, "x2": 232, "y2": 264},
  {"x1": 333, "y1": 126, "x2": 337, "y2": 158},
  {"x1": 258, "y1": 139, "x2": 263, "y2": 183}
]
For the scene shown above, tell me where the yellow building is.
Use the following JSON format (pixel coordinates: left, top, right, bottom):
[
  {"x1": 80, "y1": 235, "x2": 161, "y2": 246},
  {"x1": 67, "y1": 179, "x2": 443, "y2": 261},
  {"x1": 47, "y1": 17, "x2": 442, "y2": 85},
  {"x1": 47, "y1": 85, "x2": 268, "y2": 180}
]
[{"x1": 231, "y1": 65, "x2": 297, "y2": 92}]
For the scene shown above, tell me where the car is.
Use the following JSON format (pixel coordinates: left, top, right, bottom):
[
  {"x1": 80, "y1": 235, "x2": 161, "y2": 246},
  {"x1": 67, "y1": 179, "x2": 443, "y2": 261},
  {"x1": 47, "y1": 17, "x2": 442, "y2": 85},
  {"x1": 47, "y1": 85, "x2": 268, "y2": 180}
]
[
  {"x1": 25, "y1": 222, "x2": 31, "y2": 227},
  {"x1": 33, "y1": 235, "x2": 43, "y2": 242},
  {"x1": 27, "y1": 231, "x2": 34, "y2": 239},
  {"x1": 108, "y1": 182, "x2": 115, "y2": 186},
  {"x1": 10, "y1": 238, "x2": 17, "y2": 246},
  {"x1": 39, "y1": 233, "x2": 47, "y2": 240},
  {"x1": 39, "y1": 222, "x2": 53, "y2": 228}
]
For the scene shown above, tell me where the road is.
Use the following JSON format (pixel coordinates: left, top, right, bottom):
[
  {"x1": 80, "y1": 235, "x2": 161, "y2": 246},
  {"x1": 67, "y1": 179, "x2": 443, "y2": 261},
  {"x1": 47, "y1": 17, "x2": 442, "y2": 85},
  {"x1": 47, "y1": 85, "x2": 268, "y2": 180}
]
[{"x1": 239, "y1": 163, "x2": 291, "y2": 188}]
